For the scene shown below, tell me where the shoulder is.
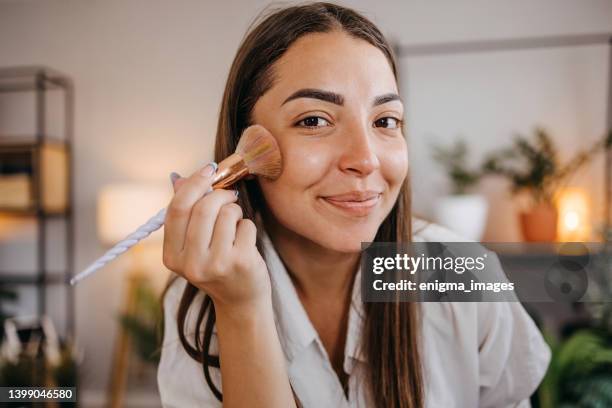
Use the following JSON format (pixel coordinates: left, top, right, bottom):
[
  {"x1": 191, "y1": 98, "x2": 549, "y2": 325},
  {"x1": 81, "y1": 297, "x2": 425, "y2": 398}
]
[
  {"x1": 421, "y1": 301, "x2": 550, "y2": 406},
  {"x1": 411, "y1": 217, "x2": 502, "y2": 326},
  {"x1": 412, "y1": 219, "x2": 550, "y2": 403},
  {"x1": 419, "y1": 284, "x2": 550, "y2": 404}
]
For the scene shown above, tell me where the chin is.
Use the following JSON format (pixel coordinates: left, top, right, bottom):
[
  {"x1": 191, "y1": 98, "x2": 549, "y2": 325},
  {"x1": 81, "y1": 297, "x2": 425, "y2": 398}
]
[{"x1": 311, "y1": 227, "x2": 378, "y2": 253}]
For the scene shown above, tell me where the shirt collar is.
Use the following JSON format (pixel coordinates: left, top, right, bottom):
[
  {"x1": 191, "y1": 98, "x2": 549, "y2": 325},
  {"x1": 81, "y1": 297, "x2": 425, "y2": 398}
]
[
  {"x1": 221, "y1": 218, "x2": 430, "y2": 366},
  {"x1": 260, "y1": 228, "x2": 319, "y2": 362},
  {"x1": 344, "y1": 265, "x2": 367, "y2": 369},
  {"x1": 260, "y1": 228, "x2": 367, "y2": 367}
]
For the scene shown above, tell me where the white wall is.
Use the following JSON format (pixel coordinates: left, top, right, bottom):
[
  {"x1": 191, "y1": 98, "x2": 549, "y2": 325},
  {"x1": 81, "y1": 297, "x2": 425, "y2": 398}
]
[{"x1": 1, "y1": 0, "x2": 611, "y2": 398}]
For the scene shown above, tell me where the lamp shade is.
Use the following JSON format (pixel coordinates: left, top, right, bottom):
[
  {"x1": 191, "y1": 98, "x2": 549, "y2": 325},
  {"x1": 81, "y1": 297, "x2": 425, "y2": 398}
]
[{"x1": 97, "y1": 183, "x2": 171, "y2": 245}]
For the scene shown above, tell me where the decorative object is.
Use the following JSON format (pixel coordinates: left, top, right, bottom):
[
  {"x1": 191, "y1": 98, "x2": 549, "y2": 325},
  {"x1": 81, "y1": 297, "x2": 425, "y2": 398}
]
[
  {"x1": 431, "y1": 138, "x2": 488, "y2": 240},
  {"x1": 482, "y1": 127, "x2": 611, "y2": 241},
  {"x1": 518, "y1": 202, "x2": 558, "y2": 242},
  {"x1": 0, "y1": 142, "x2": 67, "y2": 212},
  {"x1": 0, "y1": 284, "x2": 17, "y2": 341},
  {"x1": 2, "y1": 315, "x2": 60, "y2": 364},
  {"x1": 0, "y1": 315, "x2": 79, "y2": 395}
]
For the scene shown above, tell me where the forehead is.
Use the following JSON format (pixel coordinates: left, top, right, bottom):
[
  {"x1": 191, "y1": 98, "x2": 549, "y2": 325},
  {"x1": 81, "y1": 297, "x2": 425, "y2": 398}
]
[{"x1": 269, "y1": 30, "x2": 398, "y2": 99}]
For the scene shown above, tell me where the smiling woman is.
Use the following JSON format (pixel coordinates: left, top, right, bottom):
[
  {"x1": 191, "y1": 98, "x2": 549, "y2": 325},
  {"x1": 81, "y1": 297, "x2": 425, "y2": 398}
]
[
  {"x1": 253, "y1": 28, "x2": 408, "y2": 253},
  {"x1": 157, "y1": 2, "x2": 550, "y2": 408}
]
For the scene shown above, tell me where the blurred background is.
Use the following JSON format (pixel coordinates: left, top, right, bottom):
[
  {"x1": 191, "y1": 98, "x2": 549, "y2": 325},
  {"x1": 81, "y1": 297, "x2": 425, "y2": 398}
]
[{"x1": 0, "y1": 0, "x2": 611, "y2": 406}]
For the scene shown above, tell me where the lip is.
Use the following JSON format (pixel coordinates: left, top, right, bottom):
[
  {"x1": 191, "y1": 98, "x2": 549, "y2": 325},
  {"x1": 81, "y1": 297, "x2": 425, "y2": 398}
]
[{"x1": 321, "y1": 190, "x2": 382, "y2": 216}]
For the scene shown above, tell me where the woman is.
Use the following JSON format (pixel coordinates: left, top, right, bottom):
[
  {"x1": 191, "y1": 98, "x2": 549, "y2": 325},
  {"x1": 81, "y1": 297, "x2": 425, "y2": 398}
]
[{"x1": 157, "y1": 3, "x2": 550, "y2": 407}]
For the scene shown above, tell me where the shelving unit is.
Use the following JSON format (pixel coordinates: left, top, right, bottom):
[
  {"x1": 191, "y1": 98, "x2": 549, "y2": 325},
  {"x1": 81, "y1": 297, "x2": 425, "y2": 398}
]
[{"x1": 0, "y1": 66, "x2": 74, "y2": 340}]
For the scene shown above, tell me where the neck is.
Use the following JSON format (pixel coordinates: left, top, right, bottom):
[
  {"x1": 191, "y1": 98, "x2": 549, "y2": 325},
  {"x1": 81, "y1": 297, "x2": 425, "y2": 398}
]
[{"x1": 263, "y1": 212, "x2": 359, "y2": 303}]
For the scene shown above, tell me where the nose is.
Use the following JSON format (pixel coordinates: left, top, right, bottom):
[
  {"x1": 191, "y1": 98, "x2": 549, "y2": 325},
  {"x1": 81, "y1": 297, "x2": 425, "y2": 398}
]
[{"x1": 337, "y1": 123, "x2": 380, "y2": 177}]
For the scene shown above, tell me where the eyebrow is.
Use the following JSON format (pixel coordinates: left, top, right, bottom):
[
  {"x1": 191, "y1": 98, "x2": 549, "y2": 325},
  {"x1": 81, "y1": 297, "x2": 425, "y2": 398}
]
[
  {"x1": 281, "y1": 88, "x2": 402, "y2": 107},
  {"x1": 282, "y1": 88, "x2": 344, "y2": 106},
  {"x1": 373, "y1": 93, "x2": 401, "y2": 106}
]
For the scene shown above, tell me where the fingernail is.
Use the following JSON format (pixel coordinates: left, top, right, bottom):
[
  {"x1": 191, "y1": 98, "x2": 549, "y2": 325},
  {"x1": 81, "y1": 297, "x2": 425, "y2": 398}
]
[
  {"x1": 200, "y1": 161, "x2": 218, "y2": 177},
  {"x1": 169, "y1": 172, "x2": 181, "y2": 185}
]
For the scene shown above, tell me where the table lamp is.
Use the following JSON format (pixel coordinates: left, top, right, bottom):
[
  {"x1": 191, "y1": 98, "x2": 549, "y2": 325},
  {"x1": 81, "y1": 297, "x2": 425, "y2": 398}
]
[
  {"x1": 98, "y1": 183, "x2": 170, "y2": 253},
  {"x1": 556, "y1": 187, "x2": 591, "y2": 242}
]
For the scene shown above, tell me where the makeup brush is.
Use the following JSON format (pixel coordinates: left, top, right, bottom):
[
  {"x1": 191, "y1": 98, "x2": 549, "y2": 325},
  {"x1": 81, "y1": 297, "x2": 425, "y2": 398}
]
[{"x1": 70, "y1": 125, "x2": 281, "y2": 285}]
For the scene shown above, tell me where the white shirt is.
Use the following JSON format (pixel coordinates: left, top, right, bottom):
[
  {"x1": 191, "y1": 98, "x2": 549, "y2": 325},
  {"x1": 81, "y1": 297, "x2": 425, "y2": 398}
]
[{"x1": 157, "y1": 219, "x2": 551, "y2": 407}]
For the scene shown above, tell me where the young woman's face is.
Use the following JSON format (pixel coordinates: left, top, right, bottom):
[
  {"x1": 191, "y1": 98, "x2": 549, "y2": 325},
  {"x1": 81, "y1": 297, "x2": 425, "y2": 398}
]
[{"x1": 252, "y1": 30, "x2": 408, "y2": 253}]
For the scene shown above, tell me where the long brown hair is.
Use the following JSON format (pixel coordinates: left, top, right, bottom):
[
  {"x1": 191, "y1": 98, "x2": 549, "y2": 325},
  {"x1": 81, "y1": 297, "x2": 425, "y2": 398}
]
[{"x1": 162, "y1": 2, "x2": 423, "y2": 407}]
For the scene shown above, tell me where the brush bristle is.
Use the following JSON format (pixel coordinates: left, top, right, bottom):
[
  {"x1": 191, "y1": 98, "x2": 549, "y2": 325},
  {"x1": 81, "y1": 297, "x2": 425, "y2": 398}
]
[{"x1": 236, "y1": 125, "x2": 282, "y2": 179}]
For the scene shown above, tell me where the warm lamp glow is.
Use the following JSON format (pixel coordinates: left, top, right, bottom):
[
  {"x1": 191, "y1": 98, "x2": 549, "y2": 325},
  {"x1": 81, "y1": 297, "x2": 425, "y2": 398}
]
[
  {"x1": 97, "y1": 183, "x2": 171, "y2": 245},
  {"x1": 556, "y1": 188, "x2": 591, "y2": 241}
]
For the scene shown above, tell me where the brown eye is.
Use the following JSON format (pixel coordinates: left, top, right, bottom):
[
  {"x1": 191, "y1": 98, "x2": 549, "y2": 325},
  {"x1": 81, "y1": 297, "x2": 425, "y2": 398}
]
[
  {"x1": 297, "y1": 116, "x2": 330, "y2": 128},
  {"x1": 374, "y1": 117, "x2": 401, "y2": 129}
]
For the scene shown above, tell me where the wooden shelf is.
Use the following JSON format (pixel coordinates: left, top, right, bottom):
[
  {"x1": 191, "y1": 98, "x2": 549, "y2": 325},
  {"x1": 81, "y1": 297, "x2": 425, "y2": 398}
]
[
  {"x1": 487, "y1": 242, "x2": 605, "y2": 258},
  {"x1": 0, "y1": 66, "x2": 72, "y2": 93},
  {"x1": 0, "y1": 138, "x2": 70, "y2": 213},
  {"x1": 0, "y1": 273, "x2": 68, "y2": 285},
  {"x1": 0, "y1": 135, "x2": 69, "y2": 150},
  {"x1": 0, "y1": 207, "x2": 71, "y2": 217}
]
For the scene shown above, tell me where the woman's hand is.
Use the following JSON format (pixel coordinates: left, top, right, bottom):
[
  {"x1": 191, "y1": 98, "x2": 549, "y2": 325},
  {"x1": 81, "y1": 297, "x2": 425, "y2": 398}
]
[
  {"x1": 162, "y1": 163, "x2": 271, "y2": 316},
  {"x1": 164, "y1": 164, "x2": 295, "y2": 408}
]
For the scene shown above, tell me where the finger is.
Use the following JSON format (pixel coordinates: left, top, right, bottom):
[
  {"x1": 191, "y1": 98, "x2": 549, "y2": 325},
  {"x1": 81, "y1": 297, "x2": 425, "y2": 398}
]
[
  {"x1": 234, "y1": 218, "x2": 257, "y2": 250},
  {"x1": 170, "y1": 172, "x2": 188, "y2": 194},
  {"x1": 164, "y1": 162, "x2": 217, "y2": 256},
  {"x1": 170, "y1": 172, "x2": 181, "y2": 186},
  {"x1": 173, "y1": 177, "x2": 187, "y2": 193},
  {"x1": 173, "y1": 162, "x2": 217, "y2": 204},
  {"x1": 184, "y1": 189, "x2": 238, "y2": 259},
  {"x1": 209, "y1": 202, "x2": 243, "y2": 254}
]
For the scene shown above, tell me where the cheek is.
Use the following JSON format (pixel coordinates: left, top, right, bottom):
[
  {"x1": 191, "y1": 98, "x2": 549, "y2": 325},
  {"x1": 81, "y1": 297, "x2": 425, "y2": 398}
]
[
  {"x1": 258, "y1": 139, "x2": 331, "y2": 208},
  {"x1": 381, "y1": 139, "x2": 409, "y2": 189},
  {"x1": 284, "y1": 141, "x2": 330, "y2": 186},
  {"x1": 258, "y1": 141, "x2": 330, "y2": 245}
]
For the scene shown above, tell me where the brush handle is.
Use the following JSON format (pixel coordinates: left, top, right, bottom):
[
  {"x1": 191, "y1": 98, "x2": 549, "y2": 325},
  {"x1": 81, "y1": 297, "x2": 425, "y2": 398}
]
[
  {"x1": 70, "y1": 187, "x2": 214, "y2": 285},
  {"x1": 70, "y1": 206, "x2": 167, "y2": 285}
]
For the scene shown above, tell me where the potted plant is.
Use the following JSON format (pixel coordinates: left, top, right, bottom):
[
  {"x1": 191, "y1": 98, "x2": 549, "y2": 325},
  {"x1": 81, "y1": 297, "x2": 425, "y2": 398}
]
[
  {"x1": 537, "y1": 260, "x2": 612, "y2": 408},
  {"x1": 118, "y1": 277, "x2": 163, "y2": 365},
  {"x1": 431, "y1": 138, "x2": 488, "y2": 240},
  {"x1": 482, "y1": 128, "x2": 612, "y2": 242}
]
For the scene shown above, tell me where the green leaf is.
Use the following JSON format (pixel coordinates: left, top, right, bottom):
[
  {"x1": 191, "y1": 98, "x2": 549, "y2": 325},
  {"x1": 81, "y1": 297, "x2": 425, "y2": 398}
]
[{"x1": 431, "y1": 137, "x2": 483, "y2": 194}]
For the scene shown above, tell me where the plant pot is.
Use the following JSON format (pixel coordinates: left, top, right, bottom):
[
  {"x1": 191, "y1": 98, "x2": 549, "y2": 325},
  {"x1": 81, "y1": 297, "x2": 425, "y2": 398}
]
[
  {"x1": 433, "y1": 194, "x2": 489, "y2": 241},
  {"x1": 519, "y1": 203, "x2": 557, "y2": 242}
]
